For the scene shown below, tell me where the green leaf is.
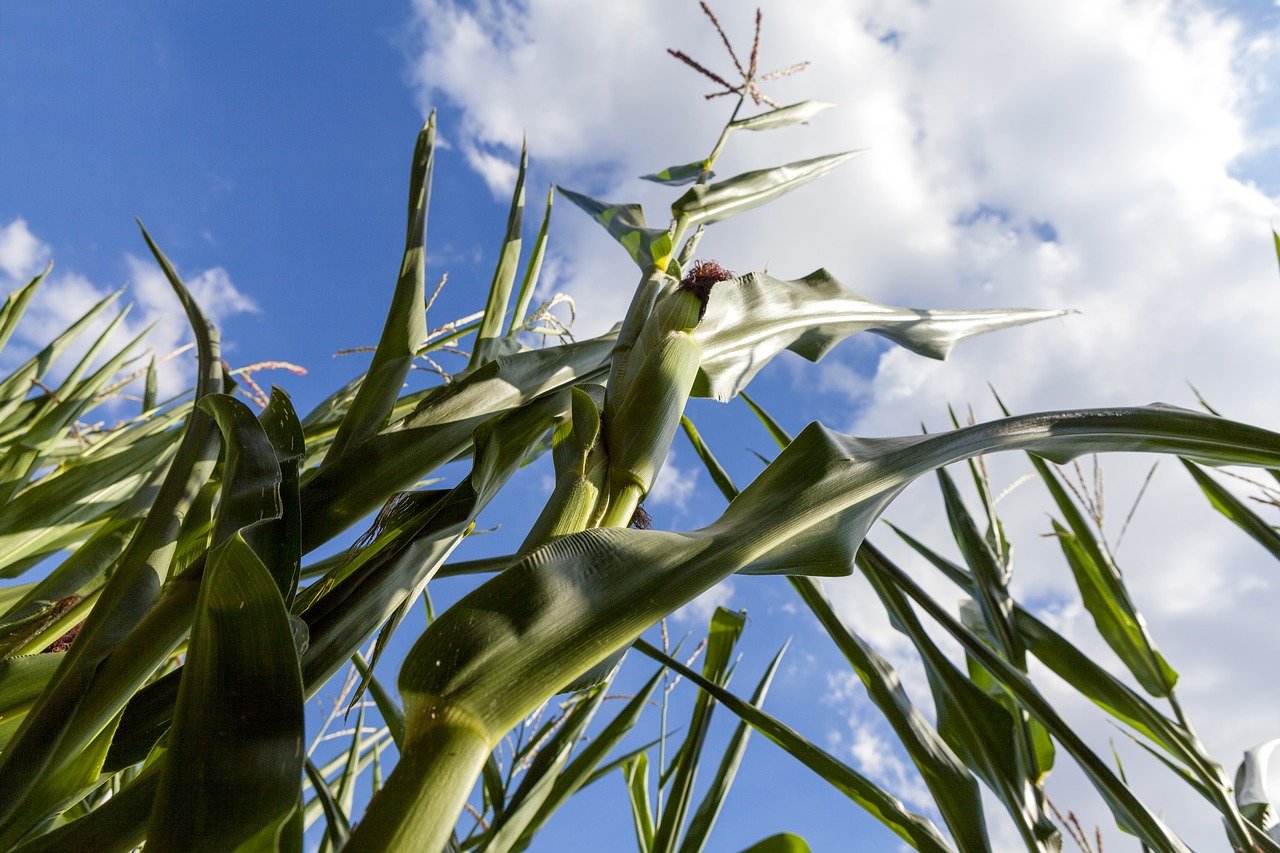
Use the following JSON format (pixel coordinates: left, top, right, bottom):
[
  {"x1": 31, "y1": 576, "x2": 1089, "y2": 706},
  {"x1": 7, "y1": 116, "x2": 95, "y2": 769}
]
[
  {"x1": 298, "y1": 331, "x2": 613, "y2": 553},
  {"x1": 510, "y1": 668, "x2": 665, "y2": 851},
  {"x1": 692, "y1": 269, "x2": 1071, "y2": 402},
  {"x1": 734, "y1": 834, "x2": 812, "y2": 853},
  {"x1": 9, "y1": 764, "x2": 158, "y2": 853},
  {"x1": 1030, "y1": 456, "x2": 1177, "y2": 697},
  {"x1": 351, "y1": 652, "x2": 406, "y2": 750},
  {"x1": 680, "y1": 415, "x2": 739, "y2": 501},
  {"x1": 624, "y1": 753, "x2": 656, "y2": 853},
  {"x1": 324, "y1": 113, "x2": 434, "y2": 462},
  {"x1": 357, "y1": 404, "x2": 1280, "y2": 849},
  {"x1": 0, "y1": 264, "x2": 45, "y2": 355},
  {"x1": 471, "y1": 138, "x2": 527, "y2": 367},
  {"x1": 484, "y1": 679, "x2": 614, "y2": 853},
  {"x1": 653, "y1": 608, "x2": 746, "y2": 853},
  {"x1": 0, "y1": 285, "x2": 124, "y2": 428},
  {"x1": 863, "y1": 547, "x2": 1191, "y2": 851},
  {"x1": 642, "y1": 162, "x2": 708, "y2": 186},
  {"x1": 678, "y1": 641, "x2": 786, "y2": 853},
  {"x1": 199, "y1": 394, "x2": 283, "y2": 547},
  {"x1": 556, "y1": 186, "x2": 674, "y2": 267},
  {"x1": 791, "y1": 575, "x2": 993, "y2": 852},
  {"x1": 147, "y1": 534, "x2": 305, "y2": 853},
  {"x1": 634, "y1": 639, "x2": 952, "y2": 852},
  {"x1": 0, "y1": 226, "x2": 224, "y2": 836},
  {"x1": 857, "y1": 544, "x2": 1057, "y2": 851},
  {"x1": 0, "y1": 654, "x2": 61, "y2": 751},
  {"x1": 671, "y1": 151, "x2": 862, "y2": 227},
  {"x1": 249, "y1": 387, "x2": 306, "y2": 603},
  {"x1": 1183, "y1": 458, "x2": 1280, "y2": 562},
  {"x1": 729, "y1": 101, "x2": 835, "y2": 132},
  {"x1": 510, "y1": 184, "x2": 554, "y2": 335}
]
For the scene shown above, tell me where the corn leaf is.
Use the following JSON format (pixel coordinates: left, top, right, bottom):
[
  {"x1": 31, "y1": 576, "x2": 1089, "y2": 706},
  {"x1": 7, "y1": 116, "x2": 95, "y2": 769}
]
[
  {"x1": 635, "y1": 638, "x2": 952, "y2": 852},
  {"x1": 792, "y1": 575, "x2": 993, "y2": 852},
  {"x1": 471, "y1": 139, "x2": 526, "y2": 367},
  {"x1": 146, "y1": 534, "x2": 304, "y2": 852},
  {"x1": 625, "y1": 753, "x2": 656, "y2": 853},
  {"x1": 556, "y1": 186, "x2": 674, "y2": 267},
  {"x1": 678, "y1": 641, "x2": 786, "y2": 853},
  {"x1": 510, "y1": 185, "x2": 554, "y2": 334},
  {"x1": 863, "y1": 547, "x2": 1190, "y2": 851},
  {"x1": 0, "y1": 226, "x2": 224, "y2": 836},
  {"x1": 299, "y1": 332, "x2": 612, "y2": 553},
  {"x1": 671, "y1": 151, "x2": 862, "y2": 227},
  {"x1": 692, "y1": 269, "x2": 1071, "y2": 402},
  {"x1": 729, "y1": 101, "x2": 835, "y2": 132},
  {"x1": 653, "y1": 607, "x2": 746, "y2": 853},
  {"x1": 1029, "y1": 456, "x2": 1177, "y2": 697},
  {"x1": 735, "y1": 835, "x2": 812, "y2": 853},
  {"x1": 642, "y1": 162, "x2": 708, "y2": 186},
  {"x1": 1182, "y1": 459, "x2": 1280, "y2": 562},
  {"x1": 325, "y1": 114, "x2": 434, "y2": 462}
]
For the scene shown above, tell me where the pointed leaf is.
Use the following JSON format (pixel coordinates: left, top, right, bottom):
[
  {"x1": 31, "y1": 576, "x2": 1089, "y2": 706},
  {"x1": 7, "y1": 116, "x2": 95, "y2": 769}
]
[
  {"x1": 472, "y1": 139, "x2": 527, "y2": 367},
  {"x1": 557, "y1": 186, "x2": 674, "y2": 267},
  {"x1": 730, "y1": 101, "x2": 835, "y2": 132},
  {"x1": 1183, "y1": 459, "x2": 1280, "y2": 562},
  {"x1": 679, "y1": 642, "x2": 786, "y2": 853},
  {"x1": 325, "y1": 114, "x2": 434, "y2": 461},
  {"x1": 693, "y1": 269, "x2": 1071, "y2": 401},
  {"x1": 671, "y1": 151, "x2": 862, "y2": 227},
  {"x1": 642, "y1": 162, "x2": 708, "y2": 186},
  {"x1": 510, "y1": 185, "x2": 554, "y2": 334},
  {"x1": 634, "y1": 639, "x2": 952, "y2": 852}
]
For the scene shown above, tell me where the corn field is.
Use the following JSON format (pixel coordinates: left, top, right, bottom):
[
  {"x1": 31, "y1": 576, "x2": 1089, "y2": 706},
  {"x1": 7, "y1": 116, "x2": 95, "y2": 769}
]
[{"x1": 2, "y1": 8, "x2": 1280, "y2": 851}]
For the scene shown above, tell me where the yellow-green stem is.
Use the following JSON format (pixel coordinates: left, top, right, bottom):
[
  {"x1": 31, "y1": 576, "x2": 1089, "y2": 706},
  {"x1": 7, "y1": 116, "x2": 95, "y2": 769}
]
[{"x1": 343, "y1": 701, "x2": 491, "y2": 853}]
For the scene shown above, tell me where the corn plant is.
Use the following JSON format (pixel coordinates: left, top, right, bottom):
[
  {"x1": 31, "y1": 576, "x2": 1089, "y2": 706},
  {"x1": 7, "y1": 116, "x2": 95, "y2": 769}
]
[{"x1": 2, "y1": 6, "x2": 1280, "y2": 852}]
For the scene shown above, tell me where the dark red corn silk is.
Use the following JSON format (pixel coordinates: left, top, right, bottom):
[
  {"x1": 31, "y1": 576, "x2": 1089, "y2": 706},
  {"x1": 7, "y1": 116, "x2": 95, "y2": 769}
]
[
  {"x1": 680, "y1": 260, "x2": 734, "y2": 322},
  {"x1": 629, "y1": 504, "x2": 653, "y2": 530}
]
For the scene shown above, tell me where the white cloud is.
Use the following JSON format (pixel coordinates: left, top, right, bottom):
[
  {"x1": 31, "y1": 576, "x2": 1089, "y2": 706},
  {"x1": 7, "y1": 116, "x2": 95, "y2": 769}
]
[
  {"x1": 0, "y1": 219, "x2": 258, "y2": 401},
  {"x1": 406, "y1": 0, "x2": 1280, "y2": 847},
  {"x1": 0, "y1": 218, "x2": 50, "y2": 282},
  {"x1": 648, "y1": 447, "x2": 699, "y2": 511}
]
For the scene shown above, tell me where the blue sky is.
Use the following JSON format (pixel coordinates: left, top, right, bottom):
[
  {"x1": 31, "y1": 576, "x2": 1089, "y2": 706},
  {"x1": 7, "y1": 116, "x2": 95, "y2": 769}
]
[{"x1": 4, "y1": 1, "x2": 1280, "y2": 850}]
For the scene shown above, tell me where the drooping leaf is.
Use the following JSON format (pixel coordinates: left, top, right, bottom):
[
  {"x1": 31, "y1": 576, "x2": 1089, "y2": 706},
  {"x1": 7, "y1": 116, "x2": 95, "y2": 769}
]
[
  {"x1": 352, "y1": 404, "x2": 1280, "y2": 849},
  {"x1": 557, "y1": 186, "x2": 674, "y2": 267},
  {"x1": 692, "y1": 269, "x2": 1071, "y2": 402},
  {"x1": 1183, "y1": 458, "x2": 1280, "y2": 563}
]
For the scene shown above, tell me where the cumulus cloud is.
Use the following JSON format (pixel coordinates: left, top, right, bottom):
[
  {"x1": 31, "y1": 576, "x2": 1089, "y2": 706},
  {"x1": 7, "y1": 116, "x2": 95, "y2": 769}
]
[
  {"x1": 406, "y1": 0, "x2": 1280, "y2": 847},
  {"x1": 0, "y1": 219, "x2": 258, "y2": 401},
  {"x1": 647, "y1": 447, "x2": 699, "y2": 511},
  {"x1": 0, "y1": 219, "x2": 50, "y2": 282}
]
